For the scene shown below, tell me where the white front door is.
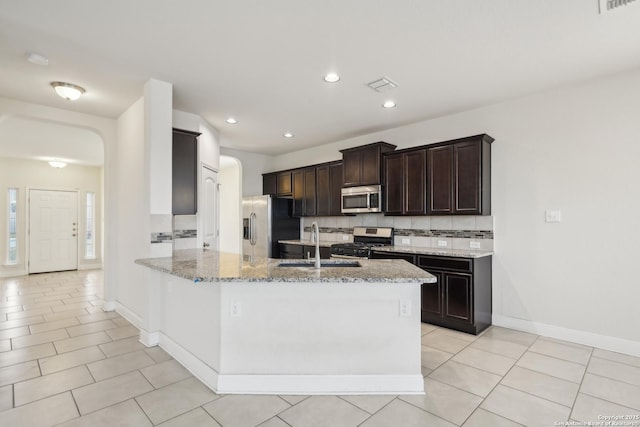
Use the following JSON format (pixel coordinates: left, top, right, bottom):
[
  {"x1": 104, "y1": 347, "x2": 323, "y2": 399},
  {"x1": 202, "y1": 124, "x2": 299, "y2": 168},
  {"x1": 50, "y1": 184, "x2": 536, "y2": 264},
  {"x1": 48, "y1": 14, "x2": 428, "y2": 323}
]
[
  {"x1": 29, "y1": 189, "x2": 78, "y2": 274},
  {"x1": 201, "y1": 166, "x2": 219, "y2": 250}
]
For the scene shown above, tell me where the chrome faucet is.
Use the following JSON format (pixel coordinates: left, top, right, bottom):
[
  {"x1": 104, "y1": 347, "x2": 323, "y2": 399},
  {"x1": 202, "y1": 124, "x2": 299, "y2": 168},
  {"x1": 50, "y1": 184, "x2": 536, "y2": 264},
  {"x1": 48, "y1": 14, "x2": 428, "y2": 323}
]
[{"x1": 311, "y1": 221, "x2": 321, "y2": 269}]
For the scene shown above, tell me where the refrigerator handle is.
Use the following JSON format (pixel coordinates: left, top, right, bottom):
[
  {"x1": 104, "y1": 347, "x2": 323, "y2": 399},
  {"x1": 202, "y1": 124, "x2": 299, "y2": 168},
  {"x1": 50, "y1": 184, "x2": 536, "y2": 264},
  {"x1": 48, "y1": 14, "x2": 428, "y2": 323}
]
[{"x1": 250, "y1": 212, "x2": 257, "y2": 245}]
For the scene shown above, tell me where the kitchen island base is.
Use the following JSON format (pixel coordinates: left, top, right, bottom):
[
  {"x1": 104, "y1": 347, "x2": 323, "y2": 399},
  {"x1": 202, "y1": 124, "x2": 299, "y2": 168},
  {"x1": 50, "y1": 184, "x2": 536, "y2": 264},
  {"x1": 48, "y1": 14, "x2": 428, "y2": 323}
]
[{"x1": 137, "y1": 268, "x2": 424, "y2": 395}]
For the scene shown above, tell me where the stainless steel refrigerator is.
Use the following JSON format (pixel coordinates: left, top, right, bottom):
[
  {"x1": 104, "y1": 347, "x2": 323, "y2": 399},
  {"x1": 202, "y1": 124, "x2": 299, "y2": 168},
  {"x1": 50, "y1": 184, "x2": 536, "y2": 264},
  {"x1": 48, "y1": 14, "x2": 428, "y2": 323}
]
[{"x1": 242, "y1": 195, "x2": 300, "y2": 259}]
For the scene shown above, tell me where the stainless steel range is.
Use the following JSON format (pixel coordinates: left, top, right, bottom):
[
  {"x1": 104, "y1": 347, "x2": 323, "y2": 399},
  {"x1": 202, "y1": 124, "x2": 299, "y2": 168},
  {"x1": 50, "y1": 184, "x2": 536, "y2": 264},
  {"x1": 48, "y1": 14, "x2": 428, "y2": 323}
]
[{"x1": 330, "y1": 227, "x2": 393, "y2": 259}]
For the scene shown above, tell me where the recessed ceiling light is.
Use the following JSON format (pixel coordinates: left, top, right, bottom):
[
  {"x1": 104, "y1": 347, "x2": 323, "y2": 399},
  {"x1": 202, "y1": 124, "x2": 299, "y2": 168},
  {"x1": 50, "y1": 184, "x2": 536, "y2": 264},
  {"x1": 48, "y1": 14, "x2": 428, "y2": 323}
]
[
  {"x1": 51, "y1": 82, "x2": 85, "y2": 101},
  {"x1": 48, "y1": 160, "x2": 67, "y2": 168},
  {"x1": 382, "y1": 100, "x2": 396, "y2": 108},
  {"x1": 27, "y1": 52, "x2": 49, "y2": 66},
  {"x1": 324, "y1": 73, "x2": 340, "y2": 83},
  {"x1": 225, "y1": 117, "x2": 238, "y2": 124},
  {"x1": 283, "y1": 132, "x2": 294, "y2": 138}
]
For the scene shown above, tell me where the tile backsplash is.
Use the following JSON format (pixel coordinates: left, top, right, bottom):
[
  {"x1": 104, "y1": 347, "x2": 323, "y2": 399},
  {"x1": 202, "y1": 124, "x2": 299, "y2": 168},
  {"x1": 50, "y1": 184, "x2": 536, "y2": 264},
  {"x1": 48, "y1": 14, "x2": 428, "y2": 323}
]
[
  {"x1": 150, "y1": 214, "x2": 198, "y2": 250},
  {"x1": 302, "y1": 214, "x2": 494, "y2": 251}
]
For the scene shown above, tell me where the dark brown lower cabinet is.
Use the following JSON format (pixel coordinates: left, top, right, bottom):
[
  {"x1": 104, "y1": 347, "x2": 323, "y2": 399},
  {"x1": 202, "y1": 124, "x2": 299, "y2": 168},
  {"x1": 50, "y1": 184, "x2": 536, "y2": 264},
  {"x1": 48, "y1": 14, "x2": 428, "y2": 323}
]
[
  {"x1": 279, "y1": 243, "x2": 330, "y2": 259},
  {"x1": 280, "y1": 243, "x2": 303, "y2": 259},
  {"x1": 371, "y1": 251, "x2": 492, "y2": 335}
]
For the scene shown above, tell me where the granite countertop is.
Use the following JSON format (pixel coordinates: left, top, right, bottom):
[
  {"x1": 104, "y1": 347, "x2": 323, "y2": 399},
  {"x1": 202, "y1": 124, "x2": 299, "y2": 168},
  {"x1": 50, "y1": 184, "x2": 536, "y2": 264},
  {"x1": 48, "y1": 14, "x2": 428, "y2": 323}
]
[
  {"x1": 135, "y1": 249, "x2": 434, "y2": 284},
  {"x1": 279, "y1": 239, "x2": 334, "y2": 248},
  {"x1": 372, "y1": 246, "x2": 493, "y2": 258}
]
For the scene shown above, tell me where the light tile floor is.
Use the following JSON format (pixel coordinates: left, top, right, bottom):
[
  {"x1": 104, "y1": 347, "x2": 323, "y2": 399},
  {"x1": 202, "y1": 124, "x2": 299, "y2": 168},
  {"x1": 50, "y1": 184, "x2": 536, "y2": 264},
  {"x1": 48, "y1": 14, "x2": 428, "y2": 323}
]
[{"x1": 1, "y1": 270, "x2": 639, "y2": 426}]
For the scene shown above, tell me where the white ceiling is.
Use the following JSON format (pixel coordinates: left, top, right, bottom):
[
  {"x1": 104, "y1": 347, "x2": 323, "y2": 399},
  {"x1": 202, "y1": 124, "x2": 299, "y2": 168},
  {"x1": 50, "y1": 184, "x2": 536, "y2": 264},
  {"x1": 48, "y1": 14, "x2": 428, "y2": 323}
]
[{"x1": 1, "y1": 0, "x2": 640, "y2": 157}]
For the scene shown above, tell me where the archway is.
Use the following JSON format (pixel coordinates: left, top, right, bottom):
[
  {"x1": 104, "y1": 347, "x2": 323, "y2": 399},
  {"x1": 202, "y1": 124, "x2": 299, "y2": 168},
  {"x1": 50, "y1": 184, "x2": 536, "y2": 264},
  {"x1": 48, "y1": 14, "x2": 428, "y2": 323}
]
[{"x1": 0, "y1": 114, "x2": 104, "y2": 277}]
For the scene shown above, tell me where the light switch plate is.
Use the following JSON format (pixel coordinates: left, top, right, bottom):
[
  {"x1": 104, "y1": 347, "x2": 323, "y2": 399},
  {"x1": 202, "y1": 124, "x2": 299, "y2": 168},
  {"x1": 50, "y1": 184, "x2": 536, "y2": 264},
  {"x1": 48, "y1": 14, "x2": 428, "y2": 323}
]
[
  {"x1": 437, "y1": 240, "x2": 448, "y2": 247},
  {"x1": 470, "y1": 241, "x2": 481, "y2": 249},
  {"x1": 401, "y1": 238, "x2": 411, "y2": 245},
  {"x1": 342, "y1": 235, "x2": 349, "y2": 241},
  {"x1": 545, "y1": 210, "x2": 562, "y2": 223}
]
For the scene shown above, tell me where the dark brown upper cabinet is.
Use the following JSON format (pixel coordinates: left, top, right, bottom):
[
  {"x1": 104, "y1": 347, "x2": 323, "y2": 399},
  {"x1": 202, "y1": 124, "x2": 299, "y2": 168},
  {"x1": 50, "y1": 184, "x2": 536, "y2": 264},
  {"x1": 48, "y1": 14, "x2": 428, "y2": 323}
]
[
  {"x1": 292, "y1": 170, "x2": 304, "y2": 217},
  {"x1": 316, "y1": 161, "x2": 343, "y2": 216},
  {"x1": 276, "y1": 171, "x2": 293, "y2": 196},
  {"x1": 262, "y1": 172, "x2": 277, "y2": 196},
  {"x1": 172, "y1": 128, "x2": 200, "y2": 215},
  {"x1": 427, "y1": 134, "x2": 493, "y2": 215},
  {"x1": 384, "y1": 149, "x2": 427, "y2": 215},
  {"x1": 292, "y1": 167, "x2": 316, "y2": 217},
  {"x1": 303, "y1": 167, "x2": 317, "y2": 216},
  {"x1": 262, "y1": 171, "x2": 293, "y2": 197},
  {"x1": 340, "y1": 142, "x2": 396, "y2": 187}
]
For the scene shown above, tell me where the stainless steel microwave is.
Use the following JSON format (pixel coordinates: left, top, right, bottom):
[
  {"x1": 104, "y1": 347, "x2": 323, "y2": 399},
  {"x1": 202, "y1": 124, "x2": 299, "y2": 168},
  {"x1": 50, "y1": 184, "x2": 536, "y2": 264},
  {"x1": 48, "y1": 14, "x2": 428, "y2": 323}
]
[{"x1": 341, "y1": 185, "x2": 383, "y2": 214}]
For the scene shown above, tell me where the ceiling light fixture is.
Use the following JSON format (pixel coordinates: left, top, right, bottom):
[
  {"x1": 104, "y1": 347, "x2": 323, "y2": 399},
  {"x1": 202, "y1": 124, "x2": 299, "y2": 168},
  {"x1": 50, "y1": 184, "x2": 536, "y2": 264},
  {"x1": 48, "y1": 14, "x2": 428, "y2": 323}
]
[
  {"x1": 225, "y1": 117, "x2": 238, "y2": 124},
  {"x1": 48, "y1": 160, "x2": 67, "y2": 168},
  {"x1": 382, "y1": 100, "x2": 396, "y2": 108},
  {"x1": 51, "y1": 81, "x2": 86, "y2": 101},
  {"x1": 27, "y1": 52, "x2": 49, "y2": 66},
  {"x1": 324, "y1": 73, "x2": 340, "y2": 83},
  {"x1": 283, "y1": 132, "x2": 294, "y2": 138}
]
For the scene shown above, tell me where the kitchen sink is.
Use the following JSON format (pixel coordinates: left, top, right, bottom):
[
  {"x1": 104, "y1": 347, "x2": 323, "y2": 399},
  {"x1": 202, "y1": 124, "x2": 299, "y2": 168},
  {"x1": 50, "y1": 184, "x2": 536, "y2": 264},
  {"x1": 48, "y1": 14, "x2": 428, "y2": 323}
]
[{"x1": 277, "y1": 260, "x2": 361, "y2": 268}]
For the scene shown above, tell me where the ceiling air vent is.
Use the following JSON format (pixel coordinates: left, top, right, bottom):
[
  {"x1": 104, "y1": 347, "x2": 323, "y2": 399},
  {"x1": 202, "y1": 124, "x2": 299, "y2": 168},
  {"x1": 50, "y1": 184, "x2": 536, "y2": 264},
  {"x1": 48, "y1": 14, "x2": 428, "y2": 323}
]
[
  {"x1": 599, "y1": 0, "x2": 637, "y2": 13},
  {"x1": 366, "y1": 77, "x2": 398, "y2": 92}
]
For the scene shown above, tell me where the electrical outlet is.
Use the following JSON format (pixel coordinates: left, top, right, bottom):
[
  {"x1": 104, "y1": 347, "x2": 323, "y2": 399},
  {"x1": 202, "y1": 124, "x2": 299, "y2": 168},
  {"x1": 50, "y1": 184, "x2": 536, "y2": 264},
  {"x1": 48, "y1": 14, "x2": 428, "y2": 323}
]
[
  {"x1": 470, "y1": 241, "x2": 481, "y2": 249},
  {"x1": 230, "y1": 301, "x2": 242, "y2": 317},
  {"x1": 401, "y1": 238, "x2": 411, "y2": 245},
  {"x1": 342, "y1": 235, "x2": 349, "y2": 241},
  {"x1": 437, "y1": 240, "x2": 448, "y2": 247},
  {"x1": 399, "y1": 300, "x2": 411, "y2": 317}
]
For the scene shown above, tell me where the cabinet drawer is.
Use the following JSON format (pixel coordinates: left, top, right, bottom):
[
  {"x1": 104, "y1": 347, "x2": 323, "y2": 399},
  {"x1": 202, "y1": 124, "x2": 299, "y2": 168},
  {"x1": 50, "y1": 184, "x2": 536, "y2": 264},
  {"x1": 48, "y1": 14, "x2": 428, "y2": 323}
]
[{"x1": 417, "y1": 256, "x2": 472, "y2": 273}]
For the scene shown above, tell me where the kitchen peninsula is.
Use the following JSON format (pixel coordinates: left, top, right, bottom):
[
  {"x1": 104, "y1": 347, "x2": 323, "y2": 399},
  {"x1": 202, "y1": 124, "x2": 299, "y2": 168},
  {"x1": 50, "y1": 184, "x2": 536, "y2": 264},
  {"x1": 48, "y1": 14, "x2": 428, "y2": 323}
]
[{"x1": 135, "y1": 249, "x2": 434, "y2": 395}]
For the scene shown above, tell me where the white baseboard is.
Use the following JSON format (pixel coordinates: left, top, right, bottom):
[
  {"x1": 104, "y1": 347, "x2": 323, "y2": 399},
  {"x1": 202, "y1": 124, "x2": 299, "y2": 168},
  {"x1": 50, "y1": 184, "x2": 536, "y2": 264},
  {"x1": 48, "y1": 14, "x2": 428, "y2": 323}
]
[
  {"x1": 139, "y1": 330, "x2": 159, "y2": 347},
  {"x1": 114, "y1": 301, "x2": 143, "y2": 330},
  {"x1": 493, "y1": 314, "x2": 640, "y2": 358},
  {"x1": 0, "y1": 268, "x2": 27, "y2": 278},
  {"x1": 1, "y1": 265, "x2": 100, "y2": 277},
  {"x1": 216, "y1": 374, "x2": 425, "y2": 395},
  {"x1": 102, "y1": 300, "x2": 116, "y2": 312},
  {"x1": 157, "y1": 332, "x2": 220, "y2": 392},
  {"x1": 157, "y1": 332, "x2": 423, "y2": 395},
  {"x1": 79, "y1": 262, "x2": 103, "y2": 271}
]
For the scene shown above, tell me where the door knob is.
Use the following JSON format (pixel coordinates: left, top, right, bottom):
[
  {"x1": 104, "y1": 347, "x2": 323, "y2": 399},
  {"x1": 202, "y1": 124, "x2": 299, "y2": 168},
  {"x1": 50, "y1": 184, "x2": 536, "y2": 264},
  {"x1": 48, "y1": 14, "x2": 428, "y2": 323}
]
[{"x1": 72, "y1": 234, "x2": 77, "y2": 237}]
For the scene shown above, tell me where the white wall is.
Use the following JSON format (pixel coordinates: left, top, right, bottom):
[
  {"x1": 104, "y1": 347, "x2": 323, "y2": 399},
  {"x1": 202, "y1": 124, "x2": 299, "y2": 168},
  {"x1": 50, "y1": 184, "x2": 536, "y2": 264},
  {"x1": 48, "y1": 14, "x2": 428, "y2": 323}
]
[
  {"x1": 146, "y1": 80, "x2": 173, "y2": 216},
  {"x1": 268, "y1": 69, "x2": 640, "y2": 354},
  {"x1": 114, "y1": 97, "x2": 148, "y2": 323},
  {"x1": 219, "y1": 157, "x2": 241, "y2": 254},
  {"x1": 0, "y1": 158, "x2": 103, "y2": 275},
  {"x1": 220, "y1": 147, "x2": 273, "y2": 197},
  {"x1": 173, "y1": 109, "x2": 220, "y2": 170}
]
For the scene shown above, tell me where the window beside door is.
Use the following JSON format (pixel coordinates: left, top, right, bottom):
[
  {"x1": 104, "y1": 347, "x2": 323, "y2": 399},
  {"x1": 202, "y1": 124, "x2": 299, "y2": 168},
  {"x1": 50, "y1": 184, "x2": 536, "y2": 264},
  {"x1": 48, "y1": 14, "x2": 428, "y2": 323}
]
[
  {"x1": 85, "y1": 191, "x2": 95, "y2": 259},
  {"x1": 6, "y1": 188, "x2": 18, "y2": 265}
]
